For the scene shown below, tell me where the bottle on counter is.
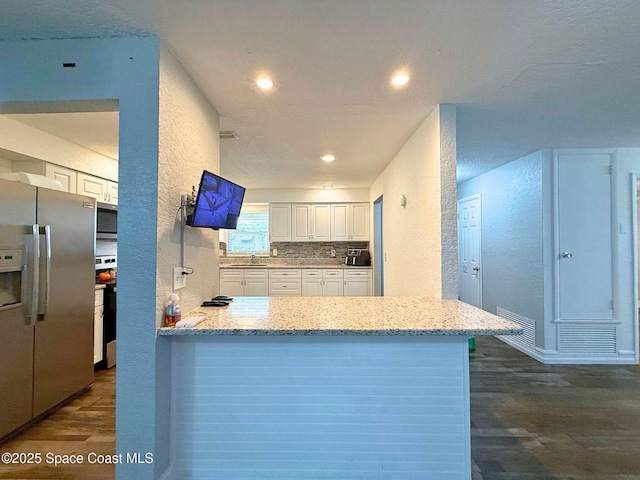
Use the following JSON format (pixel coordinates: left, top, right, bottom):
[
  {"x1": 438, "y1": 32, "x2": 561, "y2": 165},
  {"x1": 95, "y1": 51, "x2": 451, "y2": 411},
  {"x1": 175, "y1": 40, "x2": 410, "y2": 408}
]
[{"x1": 164, "y1": 293, "x2": 182, "y2": 327}]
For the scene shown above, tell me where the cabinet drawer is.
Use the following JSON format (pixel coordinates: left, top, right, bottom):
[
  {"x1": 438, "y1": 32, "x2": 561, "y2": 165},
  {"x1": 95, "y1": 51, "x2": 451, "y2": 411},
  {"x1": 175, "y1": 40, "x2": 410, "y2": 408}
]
[
  {"x1": 269, "y1": 279, "x2": 302, "y2": 296},
  {"x1": 344, "y1": 269, "x2": 372, "y2": 279},
  {"x1": 243, "y1": 269, "x2": 268, "y2": 278},
  {"x1": 269, "y1": 269, "x2": 301, "y2": 279},
  {"x1": 322, "y1": 269, "x2": 343, "y2": 278},
  {"x1": 220, "y1": 269, "x2": 244, "y2": 279},
  {"x1": 302, "y1": 269, "x2": 322, "y2": 278},
  {"x1": 94, "y1": 288, "x2": 104, "y2": 306}
]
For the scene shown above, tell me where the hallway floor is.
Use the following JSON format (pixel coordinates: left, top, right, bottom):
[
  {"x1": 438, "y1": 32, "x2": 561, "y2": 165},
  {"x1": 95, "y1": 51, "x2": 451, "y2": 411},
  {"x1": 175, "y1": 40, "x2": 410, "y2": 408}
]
[
  {"x1": 1, "y1": 338, "x2": 639, "y2": 480},
  {"x1": 471, "y1": 336, "x2": 640, "y2": 480}
]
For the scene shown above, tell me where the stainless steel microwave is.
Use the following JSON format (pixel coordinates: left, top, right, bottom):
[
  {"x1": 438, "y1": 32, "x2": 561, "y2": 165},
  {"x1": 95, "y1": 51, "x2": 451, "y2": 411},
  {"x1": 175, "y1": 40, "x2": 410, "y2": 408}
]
[{"x1": 96, "y1": 202, "x2": 117, "y2": 239}]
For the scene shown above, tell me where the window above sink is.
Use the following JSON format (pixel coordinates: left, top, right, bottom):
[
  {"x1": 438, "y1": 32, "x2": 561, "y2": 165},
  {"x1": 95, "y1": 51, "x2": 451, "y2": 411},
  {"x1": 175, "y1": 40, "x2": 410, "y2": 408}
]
[{"x1": 223, "y1": 203, "x2": 270, "y2": 256}]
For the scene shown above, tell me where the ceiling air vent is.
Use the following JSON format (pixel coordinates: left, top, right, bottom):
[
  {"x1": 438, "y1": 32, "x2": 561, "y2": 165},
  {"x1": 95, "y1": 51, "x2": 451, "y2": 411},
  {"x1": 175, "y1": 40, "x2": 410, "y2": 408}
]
[{"x1": 219, "y1": 131, "x2": 239, "y2": 139}]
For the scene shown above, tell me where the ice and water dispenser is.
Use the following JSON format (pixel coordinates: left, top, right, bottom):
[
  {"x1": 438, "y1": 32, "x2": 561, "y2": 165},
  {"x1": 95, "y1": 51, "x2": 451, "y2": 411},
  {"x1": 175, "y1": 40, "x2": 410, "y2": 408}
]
[{"x1": 0, "y1": 248, "x2": 25, "y2": 311}]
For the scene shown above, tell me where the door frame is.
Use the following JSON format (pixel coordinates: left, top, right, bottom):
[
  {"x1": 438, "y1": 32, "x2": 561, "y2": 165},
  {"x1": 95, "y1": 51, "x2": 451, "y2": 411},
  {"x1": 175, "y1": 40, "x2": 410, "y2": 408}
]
[
  {"x1": 373, "y1": 195, "x2": 384, "y2": 296},
  {"x1": 457, "y1": 194, "x2": 483, "y2": 309}
]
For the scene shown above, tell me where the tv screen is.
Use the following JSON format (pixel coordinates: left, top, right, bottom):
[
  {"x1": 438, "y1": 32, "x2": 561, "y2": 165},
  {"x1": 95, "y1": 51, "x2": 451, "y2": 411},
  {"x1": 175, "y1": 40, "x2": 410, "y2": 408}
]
[{"x1": 186, "y1": 170, "x2": 246, "y2": 229}]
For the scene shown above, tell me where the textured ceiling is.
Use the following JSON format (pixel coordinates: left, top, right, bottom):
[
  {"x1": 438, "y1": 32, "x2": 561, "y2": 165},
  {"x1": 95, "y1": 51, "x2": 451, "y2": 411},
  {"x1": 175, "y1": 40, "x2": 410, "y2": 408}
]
[{"x1": 1, "y1": 0, "x2": 639, "y2": 186}]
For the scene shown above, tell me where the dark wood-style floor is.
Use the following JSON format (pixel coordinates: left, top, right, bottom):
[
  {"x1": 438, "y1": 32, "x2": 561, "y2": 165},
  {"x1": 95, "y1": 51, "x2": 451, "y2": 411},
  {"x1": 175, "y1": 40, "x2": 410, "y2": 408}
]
[
  {"x1": 1, "y1": 337, "x2": 639, "y2": 480},
  {"x1": 471, "y1": 336, "x2": 640, "y2": 480},
  {"x1": 0, "y1": 368, "x2": 115, "y2": 479}
]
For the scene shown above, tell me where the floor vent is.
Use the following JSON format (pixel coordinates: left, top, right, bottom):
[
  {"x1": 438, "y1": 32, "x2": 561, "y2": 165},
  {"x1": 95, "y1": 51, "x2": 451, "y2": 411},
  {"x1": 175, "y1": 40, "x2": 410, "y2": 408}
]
[
  {"x1": 558, "y1": 325, "x2": 617, "y2": 354},
  {"x1": 497, "y1": 308, "x2": 535, "y2": 350}
]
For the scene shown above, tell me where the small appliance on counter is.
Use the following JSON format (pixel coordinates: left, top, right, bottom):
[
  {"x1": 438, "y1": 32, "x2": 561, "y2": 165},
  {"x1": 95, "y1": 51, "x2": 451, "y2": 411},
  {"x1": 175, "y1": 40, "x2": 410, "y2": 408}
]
[{"x1": 345, "y1": 248, "x2": 371, "y2": 266}]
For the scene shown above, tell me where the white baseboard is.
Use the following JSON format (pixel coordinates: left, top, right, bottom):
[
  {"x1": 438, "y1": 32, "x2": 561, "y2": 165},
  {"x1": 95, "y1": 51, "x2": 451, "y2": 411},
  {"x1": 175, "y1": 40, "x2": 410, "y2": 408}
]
[
  {"x1": 496, "y1": 335, "x2": 545, "y2": 363},
  {"x1": 497, "y1": 335, "x2": 637, "y2": 364}
]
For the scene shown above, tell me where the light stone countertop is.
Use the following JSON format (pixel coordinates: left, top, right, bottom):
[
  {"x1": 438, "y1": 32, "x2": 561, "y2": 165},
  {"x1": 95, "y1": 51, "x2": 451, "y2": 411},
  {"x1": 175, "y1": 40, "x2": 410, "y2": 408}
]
[
  {"x1": 219, "y1": 263, "x2": 371, "y2": 269},
  {"x1": 158, "y1": 296, "x2": 522, "y2": 337}
]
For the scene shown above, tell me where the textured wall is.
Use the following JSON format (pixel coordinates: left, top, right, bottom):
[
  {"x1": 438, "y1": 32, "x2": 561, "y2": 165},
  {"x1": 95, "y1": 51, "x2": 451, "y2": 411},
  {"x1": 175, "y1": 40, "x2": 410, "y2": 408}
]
[
  {"x1": 157, "y1": 44, "x2": 220, "y2": 321},
  {"x1": 439, "y1": 105, "x2": 458, "y2": 299},
  {"x1": 458, "y1": 151, "x2": 544, "y2": 329},
  {"x1": 370, "y1": 106, "x2": 444, "y2": 296}
]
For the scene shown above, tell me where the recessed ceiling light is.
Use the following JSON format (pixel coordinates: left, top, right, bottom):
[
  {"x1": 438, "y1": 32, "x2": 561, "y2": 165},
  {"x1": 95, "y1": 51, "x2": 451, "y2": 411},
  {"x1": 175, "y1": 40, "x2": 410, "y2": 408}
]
[
  {"x1": 391, "y1": 73, "x2": 410, "y2": 87},
  {"x1": 256, "y1": 77, "x2": 274, "y2": 90},
  {"x1": 323, "y1": 186, "x2": 333, "y2": 190},
  {"x1": 320, "y1": 154, "x2": 336, "y2": 162}
]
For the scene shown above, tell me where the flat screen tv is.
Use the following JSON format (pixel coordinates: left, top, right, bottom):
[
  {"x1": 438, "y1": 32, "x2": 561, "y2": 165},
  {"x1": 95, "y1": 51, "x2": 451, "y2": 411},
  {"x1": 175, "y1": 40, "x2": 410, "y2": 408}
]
[{"x1": 186, "y1": 170, "x2": 246, "y2": 229}]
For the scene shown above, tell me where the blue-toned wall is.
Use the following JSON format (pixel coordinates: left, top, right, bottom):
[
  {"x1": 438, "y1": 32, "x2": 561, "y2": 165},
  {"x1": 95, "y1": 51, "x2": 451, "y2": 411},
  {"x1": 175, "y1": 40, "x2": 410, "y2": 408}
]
[
  {"x1": 0, "y1": 37, "x2": 162, "y2": 479},
  {"x1": 0, "y1": 37, "x2": 221, "y2": 479},
  {"x1": 457, "y1": 150, "x2": 545, "y2": 341}
]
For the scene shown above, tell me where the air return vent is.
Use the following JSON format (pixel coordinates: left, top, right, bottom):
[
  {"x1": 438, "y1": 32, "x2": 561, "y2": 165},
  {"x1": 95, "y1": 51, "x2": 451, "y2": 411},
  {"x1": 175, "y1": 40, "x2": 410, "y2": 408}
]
[
  {"x1": 497, "y1": 308, "x2": 535, "y2": 350},
  {"x1": 558, "y1": 326, "x2": 616, "y2": 354},
  {"x1": 219, "y1": 131, "x2": 239, "y2": 139}
]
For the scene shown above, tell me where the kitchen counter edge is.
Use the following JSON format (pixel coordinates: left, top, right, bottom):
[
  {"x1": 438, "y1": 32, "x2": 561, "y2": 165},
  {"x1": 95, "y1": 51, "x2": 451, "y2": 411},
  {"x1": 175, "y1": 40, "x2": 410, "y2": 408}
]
[{"x1": 157, "y1": 297, "x2": 523, "y2": 337}]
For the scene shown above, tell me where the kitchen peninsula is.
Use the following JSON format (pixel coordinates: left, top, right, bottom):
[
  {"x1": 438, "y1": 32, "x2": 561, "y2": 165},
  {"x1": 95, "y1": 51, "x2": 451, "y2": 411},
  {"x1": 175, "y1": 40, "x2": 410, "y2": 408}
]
[{"x1": 159, "y1": 296, "x2": 521, "y2": 480}]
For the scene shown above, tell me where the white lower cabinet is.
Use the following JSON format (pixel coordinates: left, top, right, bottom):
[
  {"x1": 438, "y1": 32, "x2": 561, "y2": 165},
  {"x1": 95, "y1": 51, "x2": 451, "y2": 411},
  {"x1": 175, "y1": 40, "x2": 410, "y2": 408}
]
[
  {"x1": 94, "y1": 287, "x2": 104, "y2": 364},
  {"x1": 344, "y1": 269, "x2": 372, "y2": 296},
  {"x1": 220, "y1": 269, "x2": 269, "y2": 296},
  {"x1": 302, "y1": 269, "x2": 344, "y2": 296},
  {"x1": 269, "y1": 269, "x2": 302, "y2": 296},
  {"x1": 220, "y1": 267, "x2": 372, "y2": 297}
]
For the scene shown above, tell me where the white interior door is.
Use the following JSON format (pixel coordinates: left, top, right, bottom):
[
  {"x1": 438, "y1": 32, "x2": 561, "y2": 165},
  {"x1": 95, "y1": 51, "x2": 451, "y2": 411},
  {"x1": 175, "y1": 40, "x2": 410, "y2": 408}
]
[
  {"x1": 458, "y1": 195, "x2": 482, "y2": 308},
  {"x1": 557, "y1": 153, "x2": 614, "y2": 320}
]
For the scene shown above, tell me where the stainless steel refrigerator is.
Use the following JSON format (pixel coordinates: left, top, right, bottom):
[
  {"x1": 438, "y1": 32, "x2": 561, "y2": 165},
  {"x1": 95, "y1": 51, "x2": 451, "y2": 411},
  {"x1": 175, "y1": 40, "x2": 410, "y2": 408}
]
[{"x1": 0, "y1": 179, "x2": 95, "y2": 439}]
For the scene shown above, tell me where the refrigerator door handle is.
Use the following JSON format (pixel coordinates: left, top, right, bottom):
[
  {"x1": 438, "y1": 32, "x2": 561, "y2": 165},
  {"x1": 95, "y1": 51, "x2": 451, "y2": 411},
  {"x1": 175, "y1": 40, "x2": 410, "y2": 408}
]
[
  {"x1": 38, "y1": 225, "x2": 51, "y2": 318},
  {"x1": 28, "y1": 224, "x2": 40, "y2": 325}
]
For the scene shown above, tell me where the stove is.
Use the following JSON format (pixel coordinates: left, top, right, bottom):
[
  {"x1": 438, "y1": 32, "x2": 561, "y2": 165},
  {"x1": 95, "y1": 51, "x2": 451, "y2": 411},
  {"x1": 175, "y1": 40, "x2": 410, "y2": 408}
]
[{"x1": 95, "y1": 255, "x2": 116, "y2": 369}]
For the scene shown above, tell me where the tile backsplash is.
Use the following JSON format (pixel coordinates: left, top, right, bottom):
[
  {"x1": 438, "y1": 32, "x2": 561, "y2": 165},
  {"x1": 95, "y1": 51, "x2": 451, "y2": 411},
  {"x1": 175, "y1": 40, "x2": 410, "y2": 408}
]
[{"x1": 220, "y1": 241, "x2": 368, "y2": 262}]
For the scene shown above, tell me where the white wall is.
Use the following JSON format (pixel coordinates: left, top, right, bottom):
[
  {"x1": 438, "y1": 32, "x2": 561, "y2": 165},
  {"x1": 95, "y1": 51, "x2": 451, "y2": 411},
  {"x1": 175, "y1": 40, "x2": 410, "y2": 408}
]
[
  {"x1": 613, "y1": 149, "x2": 640, "y2": 362},
  {"x1": 369, "y1": 105, "x2": 457, "y2": 298},
  {"x1": 0, "y1": 157, "x2": 11, "y2": 174},
  {"x1": 457, "y1": 150, "x2": 546, "y2": 345},
  {"x1": 245, "y1": 188, "x2": 369, "y2": 203},
  {"x1": 0, "y1": 115, "x2": 118, "y2": 181},
  {"x1": 155, "y1": 43, "x2": 222, "y2": 478},
  {"x1": 0, "y1": 37, "x2": 163, "y2": 480}
]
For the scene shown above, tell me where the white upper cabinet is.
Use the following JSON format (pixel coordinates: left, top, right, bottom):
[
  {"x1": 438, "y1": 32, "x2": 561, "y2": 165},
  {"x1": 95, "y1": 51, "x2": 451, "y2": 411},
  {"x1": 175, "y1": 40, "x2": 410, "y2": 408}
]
[
  {"x1": 291, "y1": 204, "x2": 332, "y2": 242},
  {"x1": 269, "y1": 202, "x2": 369, "y2": 243},
  {"x1": 310, "y1": 204, "x2": 331, "y2": 241},
  {"x1": 106, "y1": 181, "x2": 118, "y2": 205},
  {"x1": 350, "y1": 203, "x2": 369, "y2": 241},
  {"x1": 45, "y1": 164, "x2": 77, "y2": 194},
  {"x1": 77, "y1": 172, "x2": 118, "y2": 205},
  {"x1": 291, "y1": 204, "x2": 312, "y2": 241},
  {"x1": 269, "y1": 203, "x2": 292, "y2": 242},
  {"x1": 77, "y1": 172, "x2": 107, "y2": 201},
  {"x1": 331, "y1": 203, "x2": 369, "y2": 241}
]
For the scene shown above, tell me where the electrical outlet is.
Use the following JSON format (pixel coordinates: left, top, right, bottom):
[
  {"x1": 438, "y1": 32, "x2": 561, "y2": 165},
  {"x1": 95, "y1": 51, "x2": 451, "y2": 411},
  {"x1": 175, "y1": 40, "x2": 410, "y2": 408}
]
[
  {"x1": 272, "y1": 248, "x2": 278, "y2": 256},
  {"x1": 330, "y1": 249, "x2": 336, "y2": 257},
  {"x1": 173, "y1": 267, "x2": 186, "y2": 290}
]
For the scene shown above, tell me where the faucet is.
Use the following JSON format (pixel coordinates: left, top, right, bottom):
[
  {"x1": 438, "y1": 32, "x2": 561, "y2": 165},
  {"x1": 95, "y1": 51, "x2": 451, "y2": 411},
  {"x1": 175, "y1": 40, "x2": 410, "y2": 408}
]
[{"x1": 251, "y1": 253, "x2": 256, "y2": 264}]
